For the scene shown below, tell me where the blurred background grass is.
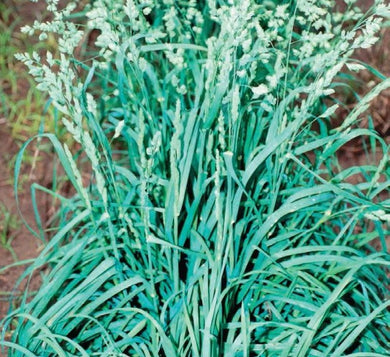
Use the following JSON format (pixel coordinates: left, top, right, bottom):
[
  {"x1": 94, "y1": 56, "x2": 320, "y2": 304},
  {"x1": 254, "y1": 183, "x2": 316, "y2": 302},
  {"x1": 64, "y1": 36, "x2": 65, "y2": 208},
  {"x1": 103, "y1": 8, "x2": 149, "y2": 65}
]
[{"x1": 0, "y1": 0, "x2": 58, "y2": 144}]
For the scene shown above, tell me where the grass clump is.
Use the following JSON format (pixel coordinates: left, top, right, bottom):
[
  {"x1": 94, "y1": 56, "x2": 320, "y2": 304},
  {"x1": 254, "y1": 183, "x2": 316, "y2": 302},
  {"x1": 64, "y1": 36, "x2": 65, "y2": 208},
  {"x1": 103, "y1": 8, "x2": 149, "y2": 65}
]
[
  {"x1": 2, "y1": 0, "x2": 390, "y2": 355},
  {"x1": 0, "y1": 203, "x2": 19, "y2": 261}
]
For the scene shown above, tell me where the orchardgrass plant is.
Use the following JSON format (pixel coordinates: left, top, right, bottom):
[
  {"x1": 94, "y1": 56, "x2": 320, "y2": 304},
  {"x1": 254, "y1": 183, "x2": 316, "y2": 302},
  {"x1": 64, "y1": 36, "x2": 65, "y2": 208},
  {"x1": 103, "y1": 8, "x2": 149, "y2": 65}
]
[{"x1": 1, "y1": 0, "x2": 390, "y2": 355}]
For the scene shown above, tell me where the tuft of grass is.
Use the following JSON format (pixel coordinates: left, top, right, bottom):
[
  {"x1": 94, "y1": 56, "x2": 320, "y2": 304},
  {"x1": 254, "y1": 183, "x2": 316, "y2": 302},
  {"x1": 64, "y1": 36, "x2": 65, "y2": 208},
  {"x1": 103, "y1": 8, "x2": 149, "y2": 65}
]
[
  {"x1": 2, "y1": 0, "x2": 390, "y2": 356},
  {"x1": 0, "y1": 203, "x2": 19, "y2": 261}
]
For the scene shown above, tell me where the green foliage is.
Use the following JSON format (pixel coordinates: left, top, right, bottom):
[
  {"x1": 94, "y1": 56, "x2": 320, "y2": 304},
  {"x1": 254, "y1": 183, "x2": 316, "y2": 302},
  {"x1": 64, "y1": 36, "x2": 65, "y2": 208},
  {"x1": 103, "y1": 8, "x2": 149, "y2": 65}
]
[
  {"x1": 2, "y1": 0, "x2": 390, "y2": 355},
  {"x1": 0, "y1": 1, "x2": 48, "y2": 142},
  {"x1": 0, "y1": 203, "x2": 19, "y2": 261}
]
